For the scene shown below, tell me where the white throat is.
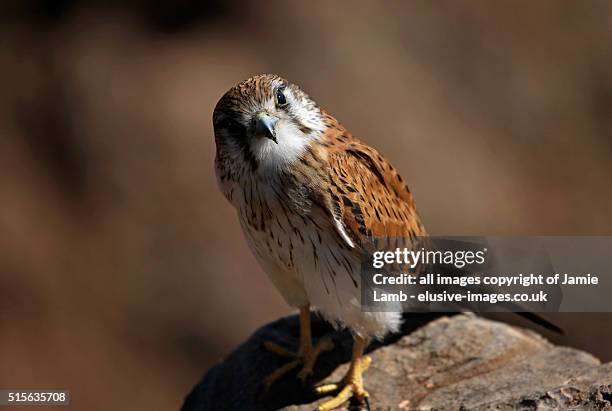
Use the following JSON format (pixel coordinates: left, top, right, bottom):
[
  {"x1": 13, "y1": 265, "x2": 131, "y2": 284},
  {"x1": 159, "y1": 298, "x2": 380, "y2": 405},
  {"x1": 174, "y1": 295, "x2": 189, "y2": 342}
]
[{"x1": 250, "y1": 121, "x2": 320, "y2": 171}]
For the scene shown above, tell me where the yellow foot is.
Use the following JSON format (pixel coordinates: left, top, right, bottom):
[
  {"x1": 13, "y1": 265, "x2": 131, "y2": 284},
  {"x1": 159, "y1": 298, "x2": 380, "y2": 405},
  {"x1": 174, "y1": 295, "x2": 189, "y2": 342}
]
[
  {"x1": 314, "y1": 355, "x2": 372, "y2": 411},
  {"x1": 262, "y1": 337, "x2": 334, "y2": 389}
]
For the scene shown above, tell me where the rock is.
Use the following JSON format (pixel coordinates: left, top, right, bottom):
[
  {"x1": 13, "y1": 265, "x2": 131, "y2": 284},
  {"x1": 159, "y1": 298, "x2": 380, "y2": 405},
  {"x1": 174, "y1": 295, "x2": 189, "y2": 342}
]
[{"x1": 181, "y1": 313, "x2": 612, "y2": 411}]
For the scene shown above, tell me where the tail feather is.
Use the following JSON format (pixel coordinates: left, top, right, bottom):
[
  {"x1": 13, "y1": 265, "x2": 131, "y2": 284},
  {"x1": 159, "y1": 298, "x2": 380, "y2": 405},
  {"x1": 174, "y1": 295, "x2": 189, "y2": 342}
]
[{"x1": 516, "y1": 311, "x2": 564, "y2": 334}]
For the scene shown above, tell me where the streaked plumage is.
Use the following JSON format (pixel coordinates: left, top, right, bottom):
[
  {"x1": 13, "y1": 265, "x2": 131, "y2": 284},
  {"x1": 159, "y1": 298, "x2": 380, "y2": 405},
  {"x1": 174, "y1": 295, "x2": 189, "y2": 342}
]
[
  {"x1": 212, "y1": 74, "x2": 561, "y2": 410},
  {"x1": 214, "y1": 74, "x2": 425, "y2": 338},
  {"x1": 213, "y1": 74, "x2": 426, "y2": 409}
]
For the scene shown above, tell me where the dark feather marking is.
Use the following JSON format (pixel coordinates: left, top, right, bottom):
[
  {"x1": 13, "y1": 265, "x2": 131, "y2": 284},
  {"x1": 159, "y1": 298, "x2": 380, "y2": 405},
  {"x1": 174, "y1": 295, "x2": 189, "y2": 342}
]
[
  {"x1": 312, "y1": 241, "x2": 330, "y2": 295},
  {"x1": 346, "y1": 149, "x2": 387, "y2": 190},
  {"x1": 275, "y1": 216, "x2": 287, "y2": 234},
  {"x1": 307, "y1": 216, "x2": 322, "y2": 230},
  {"x1": 299, "y1": 124, "x2": 314, "y2": 134},
  {"x1": 311, "y1": 239, "x2": 319, "y2": 269},
  {"x1": 330, "y1": 248, "x2": 342, "y2": 266},
  {"x1": 323, "y1": 255, "x2": 342, "y2": 306},
  {"x1": 341, "y1": 255, "x2": 358, "y2": 287},
  {"x1": 297, "y1": 229, "x2": 304, "y2": 244}
]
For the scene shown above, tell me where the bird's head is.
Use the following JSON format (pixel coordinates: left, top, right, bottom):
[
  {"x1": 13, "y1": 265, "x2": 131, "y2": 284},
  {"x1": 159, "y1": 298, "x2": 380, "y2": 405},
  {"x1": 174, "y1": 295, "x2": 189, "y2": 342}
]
[{"x1": 213, "y1": 74, "x2": 327, "y2": 172}]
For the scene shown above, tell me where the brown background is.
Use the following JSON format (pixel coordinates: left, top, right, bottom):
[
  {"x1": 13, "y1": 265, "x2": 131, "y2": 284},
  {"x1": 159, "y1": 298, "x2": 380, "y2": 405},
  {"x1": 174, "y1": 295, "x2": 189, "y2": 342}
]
[{"x1": 1, "y1": 1, "x2": 611, "y2": 410}]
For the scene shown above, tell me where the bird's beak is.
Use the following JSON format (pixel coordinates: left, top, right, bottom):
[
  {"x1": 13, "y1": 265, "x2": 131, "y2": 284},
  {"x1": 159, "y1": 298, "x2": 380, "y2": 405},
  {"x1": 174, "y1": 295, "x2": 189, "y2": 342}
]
[{"x1": 254, "y1": 112, "x2": 278, "y2": 144}]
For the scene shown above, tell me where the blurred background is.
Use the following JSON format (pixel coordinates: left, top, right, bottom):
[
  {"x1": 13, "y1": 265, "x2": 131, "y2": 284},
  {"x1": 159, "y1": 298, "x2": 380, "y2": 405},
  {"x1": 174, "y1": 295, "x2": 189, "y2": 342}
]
[{"x1": 1, "y1": 1, "x2": 611, "y2": 410}]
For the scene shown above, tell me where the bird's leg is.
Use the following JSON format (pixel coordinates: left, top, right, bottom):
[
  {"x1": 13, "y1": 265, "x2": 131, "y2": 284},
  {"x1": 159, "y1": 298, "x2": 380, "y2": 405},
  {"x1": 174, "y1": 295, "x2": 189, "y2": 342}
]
[
  {"x1": 296, "y1": 305, "x2": 336, "y2": 381},
  {"x1": 263, "y1": 305, "x2": 334, "y2": 389},
  {"x1": 314, "y1": 335, "x2": 371, "y2": 411}
]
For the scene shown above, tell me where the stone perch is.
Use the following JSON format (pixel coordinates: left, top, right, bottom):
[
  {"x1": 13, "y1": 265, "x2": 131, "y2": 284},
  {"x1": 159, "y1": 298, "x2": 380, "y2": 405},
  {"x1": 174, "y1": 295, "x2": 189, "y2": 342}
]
[{"x1": 182, "y1": 313, "x2": 612, "y2": 410}]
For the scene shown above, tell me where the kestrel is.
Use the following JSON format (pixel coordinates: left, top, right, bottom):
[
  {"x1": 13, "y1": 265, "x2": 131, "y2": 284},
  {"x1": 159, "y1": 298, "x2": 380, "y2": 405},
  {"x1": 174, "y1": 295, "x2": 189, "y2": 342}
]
[
  {"x1": 213, "y1": 74, "x2": 426, "y2": 410},
  {"x1": 212, "y1": 74, "x2": 563, "y2": 411}
]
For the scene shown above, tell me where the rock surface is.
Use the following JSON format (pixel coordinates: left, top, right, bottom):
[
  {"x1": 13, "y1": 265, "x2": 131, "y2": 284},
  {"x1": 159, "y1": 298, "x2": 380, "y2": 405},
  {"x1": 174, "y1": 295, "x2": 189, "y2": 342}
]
[{"x1": 182, "y1": 313, "x2": 612, "y2": 411}]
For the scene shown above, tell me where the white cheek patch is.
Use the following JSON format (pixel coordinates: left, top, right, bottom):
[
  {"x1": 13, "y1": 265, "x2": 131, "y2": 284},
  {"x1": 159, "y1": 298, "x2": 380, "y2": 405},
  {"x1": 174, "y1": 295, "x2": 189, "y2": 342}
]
[{"x1": 286, "y1": 91, "x2": 326, "y2": 134}]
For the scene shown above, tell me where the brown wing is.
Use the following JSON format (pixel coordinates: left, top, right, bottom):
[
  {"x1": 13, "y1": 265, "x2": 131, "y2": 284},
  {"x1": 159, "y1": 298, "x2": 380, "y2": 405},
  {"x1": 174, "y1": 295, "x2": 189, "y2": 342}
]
[{"x1": 325, "y1": 141, "x2": 426, "y2": 248}]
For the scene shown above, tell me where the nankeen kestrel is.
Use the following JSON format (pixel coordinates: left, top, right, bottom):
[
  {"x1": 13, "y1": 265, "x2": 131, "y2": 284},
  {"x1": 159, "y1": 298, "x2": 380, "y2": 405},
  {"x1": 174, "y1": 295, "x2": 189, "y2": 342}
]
[
  {"x1": 213, "y1": 74, "x2": 427, "y2": 410},
  {"x1": 212, "y1": 74, "x2": 563, "y2": 411}
]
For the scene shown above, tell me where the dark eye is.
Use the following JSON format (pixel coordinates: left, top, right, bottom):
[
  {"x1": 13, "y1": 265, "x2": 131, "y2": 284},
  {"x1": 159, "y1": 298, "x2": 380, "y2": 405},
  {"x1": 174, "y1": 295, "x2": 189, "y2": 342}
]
[{"x1": 275, "y1": 87, "x2": 287, "y2": 107}]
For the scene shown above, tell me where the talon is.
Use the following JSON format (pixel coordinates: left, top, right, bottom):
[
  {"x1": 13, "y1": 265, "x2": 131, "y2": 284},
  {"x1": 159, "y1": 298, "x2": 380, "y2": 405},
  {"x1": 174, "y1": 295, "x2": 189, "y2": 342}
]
[
  {"x1": 298, "y1": 337, "x2": 334, "y2": 382},
  {"x1": 263, "y1": 358, "x2": 301, "y2": 390},
  {"x1": 313, "y1": 336, "x2": 371, "y2": 411},
  {"x1": 262, "y1": 307, "x2": 335, "y2": 389},
  {"x1": 264, "y1": 336, "x2": 335, "y2": 387},
  {"x1": 315, "y1": 382, "x2": 370, "y2": 411}
]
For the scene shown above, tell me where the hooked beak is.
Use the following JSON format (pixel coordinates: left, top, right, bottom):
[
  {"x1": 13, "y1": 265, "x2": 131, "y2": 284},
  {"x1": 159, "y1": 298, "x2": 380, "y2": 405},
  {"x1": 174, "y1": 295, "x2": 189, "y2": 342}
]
[{"x1": 254, "y1": 112, "x2": 278, "y2": 144}]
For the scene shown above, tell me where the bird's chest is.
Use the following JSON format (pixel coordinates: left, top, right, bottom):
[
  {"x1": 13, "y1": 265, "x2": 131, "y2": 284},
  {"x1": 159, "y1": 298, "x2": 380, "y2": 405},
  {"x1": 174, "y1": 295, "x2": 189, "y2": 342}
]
[
  {"x1": 230, "y1": 175, "x2": 362, "y2": 310},
  {"x1": 233, "y1": 178, "x2": 325, "y2": 273}
]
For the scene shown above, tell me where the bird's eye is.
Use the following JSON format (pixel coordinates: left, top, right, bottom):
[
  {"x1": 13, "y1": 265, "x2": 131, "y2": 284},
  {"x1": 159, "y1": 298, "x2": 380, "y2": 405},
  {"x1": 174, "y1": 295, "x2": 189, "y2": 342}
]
[{"x1": 275, "y1": 87, "x2": 287, "y2": 107}]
